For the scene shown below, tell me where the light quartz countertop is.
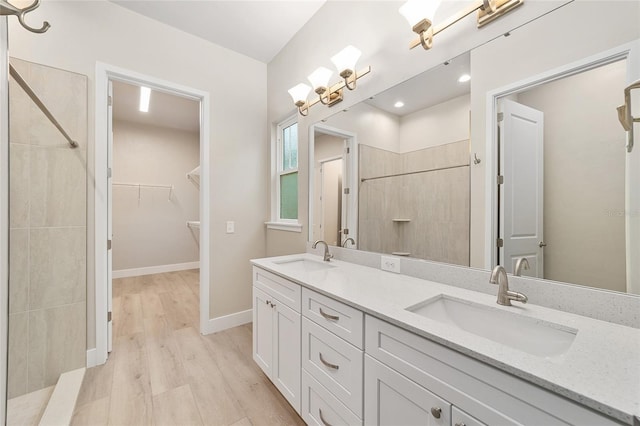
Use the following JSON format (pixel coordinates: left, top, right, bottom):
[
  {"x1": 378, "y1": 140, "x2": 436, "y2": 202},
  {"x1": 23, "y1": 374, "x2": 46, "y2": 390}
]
[{"x1": 251, "y1": 253, "x2": 640, "y2": 425}]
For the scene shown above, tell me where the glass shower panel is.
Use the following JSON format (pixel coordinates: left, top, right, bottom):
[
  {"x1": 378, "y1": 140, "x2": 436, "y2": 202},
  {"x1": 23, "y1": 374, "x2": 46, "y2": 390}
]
[{"x1": 7, "y1": 57, "x2": 87, "y2": 405}]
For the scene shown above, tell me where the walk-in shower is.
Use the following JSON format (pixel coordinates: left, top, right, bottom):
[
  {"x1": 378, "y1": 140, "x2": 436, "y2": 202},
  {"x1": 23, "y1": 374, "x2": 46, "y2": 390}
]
[{"x1": 6, "y1": 56, "x2": 88, "y2": 423}]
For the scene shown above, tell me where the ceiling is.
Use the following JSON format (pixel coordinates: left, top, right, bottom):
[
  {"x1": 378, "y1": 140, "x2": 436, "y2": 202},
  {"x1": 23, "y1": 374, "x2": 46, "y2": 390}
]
[
  {"x1": 109, "y1": 0, "x2": 326, "y2": 63},
  {"x1": 365, "y1": 52, "x2": 471, "y2": 117},
  {"x1": 112, "y1": 80, "x2": 200, "y2": 132}
]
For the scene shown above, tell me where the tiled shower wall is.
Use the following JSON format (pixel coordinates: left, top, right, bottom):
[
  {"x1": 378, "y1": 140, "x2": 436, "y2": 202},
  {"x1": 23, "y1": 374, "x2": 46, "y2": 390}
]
[
  {"x1": 359, "y1": 141, "x2": 470, "y2": 266},
  {"x1": 7, "y1": 58, "x2": 87, "y2": 398}
]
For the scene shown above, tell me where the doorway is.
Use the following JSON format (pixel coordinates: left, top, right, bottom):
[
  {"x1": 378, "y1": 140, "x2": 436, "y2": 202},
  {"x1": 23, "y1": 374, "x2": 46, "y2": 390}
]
[
  {"x1": 309, "y1": 124, "x2": 357, "y2": 248},
  {"x1": 489, "y1": 46, "x2": 639, "y2": 294},
  {"x1": 94, "y1": 63, "x2": 211, "y2": 366}
]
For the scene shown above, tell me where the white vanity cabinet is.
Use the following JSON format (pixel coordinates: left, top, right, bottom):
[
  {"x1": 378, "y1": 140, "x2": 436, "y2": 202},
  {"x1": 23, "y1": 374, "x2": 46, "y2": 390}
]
[
  {"x1": 300, "y1": 288, "x2": 364, "y2": 425},
  {"x1": 252, "y1": 267, "x2": 301, "y2": 414},
  {"x1": 364, "y1": 315, "x2": 624, "y2": 426}
]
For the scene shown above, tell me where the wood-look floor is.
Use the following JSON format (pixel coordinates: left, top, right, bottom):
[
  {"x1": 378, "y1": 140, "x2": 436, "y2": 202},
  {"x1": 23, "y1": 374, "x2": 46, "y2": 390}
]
[{"x1": 71, "y1": 270, "x2": 304, "y2": 426}]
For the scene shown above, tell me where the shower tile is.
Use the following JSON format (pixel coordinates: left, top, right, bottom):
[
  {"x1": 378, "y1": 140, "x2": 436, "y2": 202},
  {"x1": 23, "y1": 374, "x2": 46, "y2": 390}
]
[
  {"x1": 28, "y1": 62, "x2": 88, "y2": 150},
  {"x1": 9, "y1": 143, "x2": 30, "y2": 229},
  {"x1": 8, "y1": 312, "x2": 29, "y2": 398},
  {"x1": 9, "y1": 58, "x2": 30, "y2": 146},
  {"x1": 29, "y1": 227, "x2": 86, "y2": 310},
  {"x1": 30, "y1": 146, "x2": 86, "y2": 228},
  {"x1": 9, "y1": 228, "x2": 29, "y2": 314},
  {"x1": 27, "y1": 302, "x2": 86, "y2": 392}
]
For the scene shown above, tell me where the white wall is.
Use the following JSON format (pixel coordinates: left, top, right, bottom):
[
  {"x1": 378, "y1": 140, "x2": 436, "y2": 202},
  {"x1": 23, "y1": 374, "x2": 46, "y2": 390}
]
[
  {"x1": 398, "y1": 94, "x2": 470, "y2": 153},
  {"x1": 112, "y1": 120, "x2": 199, "y2": 271},
  {"x1": 9, "y1": 0, "x2": 267, "y2": 349},
  {"x1": 470, "y1": 1, "x2": 640, "y2": 268},
  {"x1": 324, "y1": 103, "x2": 400, "y2": 151},
  {"x1": 266, "y1": 0, "x2": 569, "y2": 257}
]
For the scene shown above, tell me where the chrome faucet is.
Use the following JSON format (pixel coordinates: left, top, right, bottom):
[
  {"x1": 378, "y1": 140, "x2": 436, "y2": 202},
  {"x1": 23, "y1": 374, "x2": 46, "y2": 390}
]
[
  {"x1": 341, "y1": 237, "x2": 356, "y2": 248},
  {"x1": 489, "y1": 265, "x2": 528, "y2": 306},
  {"x1": 514, "y1": 258, "x2": 530, "y2": 276},
  {"x1": 312, "y1": 240, "x2": 333, "y2": 262}
]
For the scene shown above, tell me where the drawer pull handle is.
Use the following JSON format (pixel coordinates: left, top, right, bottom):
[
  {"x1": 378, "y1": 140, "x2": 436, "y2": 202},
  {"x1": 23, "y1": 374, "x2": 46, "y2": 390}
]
[
  {"x1": 319, "y1": 353, "x2": 339, "y2": 370},
  {"x1": 455, "y1": 423, "x2": 466, "y2": 426},
  {"x1": 319, "y1": 408, "x2": 333, "y2": 426},
  {"x1": 431, "y1": 407, "x2": 442, "y2": 419},
  {"x1": 319, "y1": 308, "x2": 339, "y2": 321}
]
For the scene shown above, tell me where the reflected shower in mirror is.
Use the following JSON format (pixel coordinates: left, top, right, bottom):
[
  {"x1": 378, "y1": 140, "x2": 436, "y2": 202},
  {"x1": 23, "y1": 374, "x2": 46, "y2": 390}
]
[
  {"x1": 497, "y1": 59, "x2": 631, "y2": 293},
  {"x1": 310, "y1": 53, "x2": 472, "y2": 266}
]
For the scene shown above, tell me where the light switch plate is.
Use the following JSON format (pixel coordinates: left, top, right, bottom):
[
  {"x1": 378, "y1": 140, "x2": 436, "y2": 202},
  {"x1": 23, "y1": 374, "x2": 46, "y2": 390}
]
[
  {"x1": 226, "y1": 221, "x2": 235, "y2": 233},
  {"x1": 381, "y1": 256, "x2": 400, "y2": 273}
]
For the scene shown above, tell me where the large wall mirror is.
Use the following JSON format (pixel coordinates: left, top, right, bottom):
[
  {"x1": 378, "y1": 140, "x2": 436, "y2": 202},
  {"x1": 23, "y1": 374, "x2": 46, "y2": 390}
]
[{"x1": 308, "y1": 1, "x2": 640, "y2": 296}]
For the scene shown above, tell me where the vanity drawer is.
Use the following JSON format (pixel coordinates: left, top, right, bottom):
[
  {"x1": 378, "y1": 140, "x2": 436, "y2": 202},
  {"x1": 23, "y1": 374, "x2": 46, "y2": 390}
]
[
  {"x1": 302, "y1": 317, "x2": 363, "y2": 416},
  {"x1": 365, "y1": 315, "x2": 622, "y2": 426},
  {"x1": 302, "y1": 370, "x2": 362, "y2": 426},
  {"x1": 302, "y1": 287, "x2": 364, "y2": 349},
  {"x1": 253, "y1": 266, "x2": 301, "y2": 312},
  {"x1": 452, "y1": 406, "x2": 486, "y2": 426}
]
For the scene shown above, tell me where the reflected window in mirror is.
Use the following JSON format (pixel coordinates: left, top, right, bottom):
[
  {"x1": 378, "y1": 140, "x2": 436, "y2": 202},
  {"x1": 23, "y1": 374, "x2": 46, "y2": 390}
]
[{"x1": 276, "y1": 115, "x2": 299, "y2": 223}]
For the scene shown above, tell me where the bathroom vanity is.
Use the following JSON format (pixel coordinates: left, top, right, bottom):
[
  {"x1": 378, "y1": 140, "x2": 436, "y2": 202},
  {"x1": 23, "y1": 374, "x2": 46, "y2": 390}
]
[{"x1": 251, "y1": 254, "x2": 640, "y2": 426}]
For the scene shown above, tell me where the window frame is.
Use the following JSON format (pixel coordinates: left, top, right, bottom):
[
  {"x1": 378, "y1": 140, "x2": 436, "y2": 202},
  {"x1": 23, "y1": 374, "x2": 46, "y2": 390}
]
[{"x1": 267, "y1": 114, "x2": 302, "y2": 232}]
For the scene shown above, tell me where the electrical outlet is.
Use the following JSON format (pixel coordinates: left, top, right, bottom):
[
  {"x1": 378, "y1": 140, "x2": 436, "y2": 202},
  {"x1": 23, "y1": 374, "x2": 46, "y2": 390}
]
[
  {"x1": 381, "y1": 256, "x2": 401, "y2": 273},
  {"x1": 226, "y1": 221, "x2": 235, "y2": 233}
]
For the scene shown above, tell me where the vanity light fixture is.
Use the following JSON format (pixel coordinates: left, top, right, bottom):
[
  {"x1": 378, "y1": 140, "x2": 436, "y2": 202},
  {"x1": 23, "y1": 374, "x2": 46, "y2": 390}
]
[
  {"x1": 288, "y1": 45, "x2": 371, "y2": 116},
  {"x1": 139, "y1": 86, "x2": 151, "y2": 113},
  {"x1": 458, "y1": 74, "x2": 471, "y2": 83},
  {"x1": 400, "y1": 0, "x2": 524, "y2": 51}
]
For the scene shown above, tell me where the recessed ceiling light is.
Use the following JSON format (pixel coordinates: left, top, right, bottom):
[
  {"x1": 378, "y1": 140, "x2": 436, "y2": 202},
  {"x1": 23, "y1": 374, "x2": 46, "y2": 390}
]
[
  {"x1": 394, "y1": 101, "x2": 405, "y2": 108},
  {"x1": 458, "y1": 74, "x2": 471, "y2": 83},
  {"x1": 139, "y1": 86, "x2": 151, "y2": 113}
]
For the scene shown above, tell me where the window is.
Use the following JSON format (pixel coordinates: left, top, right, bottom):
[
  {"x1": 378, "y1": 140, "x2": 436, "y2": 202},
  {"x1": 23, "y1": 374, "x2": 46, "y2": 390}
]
[{"x1": 268, "y1": 115, "x2": 301, "y2": 231}]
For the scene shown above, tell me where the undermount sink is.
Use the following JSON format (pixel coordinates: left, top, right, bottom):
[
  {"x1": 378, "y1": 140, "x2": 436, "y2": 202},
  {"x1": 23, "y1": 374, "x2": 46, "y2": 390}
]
[
  {"x1": 273, "y1": 257, "x2": 336, "y2": 272},
  {"x1": 406, "y1": 295, "x2": 578, "y2": 358}
]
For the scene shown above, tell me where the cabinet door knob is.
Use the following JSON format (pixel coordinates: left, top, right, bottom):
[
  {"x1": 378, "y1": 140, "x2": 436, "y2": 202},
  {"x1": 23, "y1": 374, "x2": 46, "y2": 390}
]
[
  {"x1": 319, "y1": 307, "x2": 339, "y2": 321},
  {"x1": 319, "y1": 408, "x2": 333, "y2": 426},
  {"x1": 319, "y1": 353, "x2": 339, "y2": 370},
  {"x1": 431, "y1": 407, "x2": 442, "y2": 419}
]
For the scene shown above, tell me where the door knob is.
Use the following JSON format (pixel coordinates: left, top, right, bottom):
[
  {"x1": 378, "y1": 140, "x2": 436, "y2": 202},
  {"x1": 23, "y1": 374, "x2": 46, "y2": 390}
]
[
  {"x1": 430, "y1": 407, "x2": 442, "y2": 419},
  {"x1": 539, "y1": 241, "x2": 547, "y2": 247}
]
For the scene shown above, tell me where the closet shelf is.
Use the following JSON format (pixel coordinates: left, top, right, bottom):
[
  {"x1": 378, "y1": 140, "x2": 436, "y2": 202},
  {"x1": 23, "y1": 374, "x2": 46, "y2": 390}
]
[{"x1": 186, "y1": 221, "x2": 200, "y2": 229}]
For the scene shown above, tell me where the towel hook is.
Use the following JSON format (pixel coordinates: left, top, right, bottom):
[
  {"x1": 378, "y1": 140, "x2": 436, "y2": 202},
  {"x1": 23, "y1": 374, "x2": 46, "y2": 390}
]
[
  {"x1": 0, "y1": 0, "x2": 50, "y2": 34},
  {"x1": 473, "y1": 153, "x2": 481, "y2": 165}
]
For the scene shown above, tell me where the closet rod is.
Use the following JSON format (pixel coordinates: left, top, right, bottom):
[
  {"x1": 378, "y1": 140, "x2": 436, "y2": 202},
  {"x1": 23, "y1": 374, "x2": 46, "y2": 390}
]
[
  {"x1": 360, "y1": 163, "x2": 469, "y2": 183},
  {"x1": 9, "y1": 63, "x2": 78, "y2": 148}
]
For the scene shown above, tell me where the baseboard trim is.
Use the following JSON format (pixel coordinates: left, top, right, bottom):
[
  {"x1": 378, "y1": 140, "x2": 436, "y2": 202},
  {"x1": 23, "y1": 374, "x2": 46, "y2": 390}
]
[
  {"x1": 113, "y1": 261, "x2": 200, "y2": 279},
  {"x1": 201, "y1": 309, "x2": 252, "y2": 335},
  {"x1": 39, "y1": 367, "x2": 85, "y2": 426},
  {"x1": 86, "y1": 348, "x2": 97, "y2": 368}
]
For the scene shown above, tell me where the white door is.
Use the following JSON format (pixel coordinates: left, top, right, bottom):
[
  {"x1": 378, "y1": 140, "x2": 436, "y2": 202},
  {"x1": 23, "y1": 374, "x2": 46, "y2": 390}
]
[
  {"x1": 364, "y1": 355, "x2": 451, "y2": 426},
  {"x1": 252, "y1": 287, "x2": 273, "y2": 374},
  {"x1": 500, "y1": 100, "x2": 544, "y2": 277},
  {"x1": 272, "y1": 300, "x2": 301, "y2": 414},
  {"x1": 107, "y1": 80, "x2": 114, "y2": 352}
]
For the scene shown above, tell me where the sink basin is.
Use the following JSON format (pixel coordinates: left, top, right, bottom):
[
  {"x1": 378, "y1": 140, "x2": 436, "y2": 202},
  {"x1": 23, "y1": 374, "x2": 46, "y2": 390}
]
[
  {"x1": 273, "y1": 258, "x2": 336, "y2": 273},
  {"x1": 406, "y1": 295, "x2": 578, "y2": 358}
]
